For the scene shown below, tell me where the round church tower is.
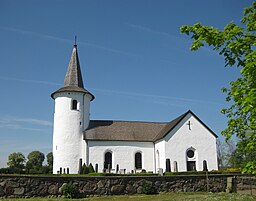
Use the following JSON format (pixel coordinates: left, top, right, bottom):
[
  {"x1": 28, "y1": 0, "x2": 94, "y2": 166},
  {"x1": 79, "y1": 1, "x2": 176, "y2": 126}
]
[{"x1": 51, "y1": 44, "x2": 94, "y2": 174}]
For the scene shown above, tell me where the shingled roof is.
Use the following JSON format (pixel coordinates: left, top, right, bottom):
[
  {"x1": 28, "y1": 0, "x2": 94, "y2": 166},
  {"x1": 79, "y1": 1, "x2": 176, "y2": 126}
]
[
  {"x1": 84, "y1": 110, "x2": 218, "y2": 142},
  {"x1": 84, "y1": 120, "x2": 167, "y2": 142},
  {"x1": 51, "y1": 45, "x2": 94, "y2": 100},
  {"x1": 152, "y1": 111, "x2": 188, "y2": 141}
]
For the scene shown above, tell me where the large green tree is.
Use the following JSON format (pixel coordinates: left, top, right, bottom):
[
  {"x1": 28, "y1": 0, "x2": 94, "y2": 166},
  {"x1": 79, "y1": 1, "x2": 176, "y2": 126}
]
[
  {"x1": 181, "y1": 2, "x2": 256, "y2": 173},
  {"x1": 46, "y1": 152, "x2": 53, "y2": 167},
  {"x1": 26, "y1": 151, "x2": 45, "y2": 170},
  {"x1": 7, "y1": 152, "x2": 26, "y2": 173},
  {"x1": 46, "y1": 152, "x2": 53, "y2": 173}
]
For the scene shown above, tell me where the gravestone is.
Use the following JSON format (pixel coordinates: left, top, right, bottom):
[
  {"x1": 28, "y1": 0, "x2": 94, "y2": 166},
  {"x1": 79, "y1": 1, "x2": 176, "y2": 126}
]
[
  {"x1": 116, "y1": 164, "x2": 119, "y2": 173},
  {"x1": 158, "y1": 168, "x2": 164, "y2": 176},
  {"x1": 78, "y1": 158, "x2": 83, "y2": 174},
  {"x1": 95, "y1": 164, "x2": 98, "y2": 173},
  {"x1": 203, "y1": 160, "x2": 208, "y2": 171},
  {"x1": 173, "y1": 161, "x2": 178, "y2": 172}
]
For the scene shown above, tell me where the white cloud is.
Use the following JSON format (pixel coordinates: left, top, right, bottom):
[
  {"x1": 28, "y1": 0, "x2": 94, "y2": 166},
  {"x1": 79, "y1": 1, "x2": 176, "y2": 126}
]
[
  {"x1": 126, "y1": 23, "x2": 218, "y2": 55},
  {"x1": 126, "y1": 23, "x2": 182, "y2": 40},
  {"x1": 0, "y1": 75, "x2": 220, "y2": 107},
  {"x1": 0, "y1": 26, "x2": 136, "y2": 57},
  {"x1": 0, "y1": 26, "x2": 72, "y2": 44},
  {"x1": 0, "y1": 76, "x2": 61, "y2": 86},
  {"x1": 9, "y1": 117, "x2": 52, "y2": 127},
  {"x1": 92, "y1": 88, "x2": 221, "y2": 106},
  {"x1": 0, "y1": 116, "x2": 52, "y2": 132}
]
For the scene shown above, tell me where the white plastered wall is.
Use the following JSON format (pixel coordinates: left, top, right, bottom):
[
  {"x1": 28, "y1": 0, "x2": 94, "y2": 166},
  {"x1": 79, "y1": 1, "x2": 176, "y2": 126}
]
[
  {"x1": 163, "y1": 113, "x2": 218, "y2": 172},
  {"x1": 52, "y1": 92, "x2": 91, "y2": 174},
  {"x1": 87, "y1": 140, "x2": 154, "y2": 173},
  {"x1": 154, "y1": 139, "x2": 165, "y2": 172}
]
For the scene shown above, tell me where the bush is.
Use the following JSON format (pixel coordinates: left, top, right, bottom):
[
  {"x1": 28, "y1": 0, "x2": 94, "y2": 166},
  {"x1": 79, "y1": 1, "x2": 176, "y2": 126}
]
[
  {"x1": 60, "y1": 182, "x2": 77, "y2": 198},
  {"x1": 224, "y1": 168, "x2": 241, "y2": 173},
  {"x1": 163, "y1": 169, "x2": 242, "y2": 176},
  {"x1": 82, "y1": 163, "x2": 89, "y2": 174},
  {"x1": 164, "y1": 171, "x2": 200, "y2": 176},
  {"x1": 127, "y1": 172, "x2": 158, "y2": 176},
  {"x1": 0, "y1": 168, "x2": 11, "y2": 174},
  {"x1": 1, "y1": 167, "x2": 26, "y2": 174},
  {"x1": 88, "y1": 163, "x2": 95, "y2": 173},
  {"x1": 87, "y1": 172, "x2": 119, "y2": 176},
  {"x1": 142, "y1": 181, "x2": 157, "y2": 195},
  {"x1": 27, "y1": 166, "x2": 51, "y2": 174}
]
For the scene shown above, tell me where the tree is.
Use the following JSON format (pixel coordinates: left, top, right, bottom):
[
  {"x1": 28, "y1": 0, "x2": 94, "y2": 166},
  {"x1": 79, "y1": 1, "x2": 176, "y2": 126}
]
[
  {"x1": 216, "y1": 140, "x2": 227, "y2": 169},
  {"x1": 46, "y1": 152, "x2": 53, "y2": 167},
  {"x1": 181, "y1": 2, "x2": 256, "y2": 173},
  {"x1": 216, "y1": 139, "x2": 238, "y2": 169},
  {"x1": 26, "y1": 151, "x2": 45, "y2": 173},
  {"x1": 7, "y1": 152, "x2": 26, "y2": 173},
  {"x1": 46, "y1": 152, "x2": 53, "y2": 173},
  {"x1": 88, "y1": 163, "x2": 95, "y2": 173},
  {"x1": 228, "y1": 140, "x2": 256, "y2": 169}
]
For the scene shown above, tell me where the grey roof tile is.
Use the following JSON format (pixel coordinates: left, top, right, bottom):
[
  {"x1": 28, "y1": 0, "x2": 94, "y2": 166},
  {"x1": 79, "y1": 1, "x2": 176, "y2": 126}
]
[
  {"x1": 84, "y1": 110, "x2": 218, "y2": 142},
  {"x1": 84, "y1": 120, "x2": 167, "y2": 142}
]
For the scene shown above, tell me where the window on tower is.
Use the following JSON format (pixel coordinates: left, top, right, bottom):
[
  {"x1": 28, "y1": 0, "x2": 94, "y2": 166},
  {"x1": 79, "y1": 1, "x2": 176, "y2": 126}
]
[{"x1": 72, "y1": 99, "x2": 78, "y2": 110}]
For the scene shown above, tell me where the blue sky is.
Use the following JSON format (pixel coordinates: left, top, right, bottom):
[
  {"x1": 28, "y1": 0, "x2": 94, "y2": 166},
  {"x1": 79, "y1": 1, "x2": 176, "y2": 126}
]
[{"x1": 0, "y1": 0, "x2": 252, "y2": 167}]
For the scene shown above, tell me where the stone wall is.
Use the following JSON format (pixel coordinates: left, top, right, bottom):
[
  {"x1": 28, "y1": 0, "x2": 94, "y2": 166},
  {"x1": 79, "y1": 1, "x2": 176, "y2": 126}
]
[{"x1": 0, "y1": 175, "x2": 230, "y2": 198}]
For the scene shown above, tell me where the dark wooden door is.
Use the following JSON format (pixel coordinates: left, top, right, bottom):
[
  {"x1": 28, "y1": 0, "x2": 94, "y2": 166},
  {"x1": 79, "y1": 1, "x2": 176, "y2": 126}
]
[
  {"x1": 104, "y1": 152, "x2": 112, "y2": 169},
  {"x1": 187, "y1": 161, "x2": 196, "y2": 171}
]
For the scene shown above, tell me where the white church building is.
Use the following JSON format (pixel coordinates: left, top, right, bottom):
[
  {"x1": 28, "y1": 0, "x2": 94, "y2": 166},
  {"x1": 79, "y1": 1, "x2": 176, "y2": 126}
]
[{"x1": 51, "y1": 44, "x2": 218, "y2": 174}]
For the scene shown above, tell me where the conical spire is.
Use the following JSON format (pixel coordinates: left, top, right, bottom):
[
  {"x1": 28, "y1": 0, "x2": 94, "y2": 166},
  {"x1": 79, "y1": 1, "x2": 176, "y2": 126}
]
[
  {"x1": 63, "y1": 45, "x2": 84, "y2": 88},
  {"x1": 51, "y1": 43, "x2": 94, "y2": 100}
]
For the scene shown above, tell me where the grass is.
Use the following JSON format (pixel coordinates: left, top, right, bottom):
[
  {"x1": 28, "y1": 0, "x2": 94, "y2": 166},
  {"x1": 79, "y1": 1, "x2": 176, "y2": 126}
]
[{"x1": 2, "y1": 192, "x2": 256, "y2": 201}]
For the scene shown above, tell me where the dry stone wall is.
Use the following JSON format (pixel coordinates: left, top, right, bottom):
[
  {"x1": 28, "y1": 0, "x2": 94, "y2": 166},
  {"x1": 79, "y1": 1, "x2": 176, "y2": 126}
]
[{"x1": 0, "y1": 175, "x2": 229, "y2": 198}]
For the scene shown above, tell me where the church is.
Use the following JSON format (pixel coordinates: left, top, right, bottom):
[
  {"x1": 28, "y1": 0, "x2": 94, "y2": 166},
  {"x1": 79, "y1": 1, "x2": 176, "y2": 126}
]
[{"x1": 51, "y1": 44, "x2": 218, "y2": 174}]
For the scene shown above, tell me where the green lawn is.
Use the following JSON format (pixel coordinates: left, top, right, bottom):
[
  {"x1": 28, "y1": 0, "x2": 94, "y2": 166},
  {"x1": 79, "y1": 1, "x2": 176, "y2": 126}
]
[{"x1": 3, "y1": 192, "x2": 256, "y2": 201}]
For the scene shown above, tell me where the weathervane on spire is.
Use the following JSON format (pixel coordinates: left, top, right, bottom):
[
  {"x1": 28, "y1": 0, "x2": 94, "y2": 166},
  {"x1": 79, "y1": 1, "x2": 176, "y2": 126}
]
[{"x1": 74, "y1": 36, "x2": 77, "y2": 46}]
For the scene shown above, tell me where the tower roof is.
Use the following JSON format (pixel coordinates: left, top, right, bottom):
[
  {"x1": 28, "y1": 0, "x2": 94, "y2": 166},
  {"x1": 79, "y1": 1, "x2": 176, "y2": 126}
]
[
  {"x1": 51, "y1": 44, "x2": 94, "y2": 100},
  {"x1": 64, "y1": 44, "x2": 84, "y2": 88}
]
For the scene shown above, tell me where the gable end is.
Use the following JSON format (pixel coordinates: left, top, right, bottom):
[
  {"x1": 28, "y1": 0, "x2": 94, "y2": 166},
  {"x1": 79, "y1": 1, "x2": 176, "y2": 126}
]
[{"x1": 153, "y1": 110, "x2": 218, "y2": 142}]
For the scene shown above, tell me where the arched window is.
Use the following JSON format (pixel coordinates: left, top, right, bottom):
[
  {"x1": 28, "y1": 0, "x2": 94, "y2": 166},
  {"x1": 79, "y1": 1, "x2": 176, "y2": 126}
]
[
  {"x1": 135, "y1": 152, "x2": 142, "y2": 169},
  {"x1": 166, "y1": 158, "x2": 171, "y2": 172},
  {"x1": 72, "y1": 100, "x2": 78, "y2": 110},
  {"x1": 104, "y1": 152, "x2": 112, "y2": 169},
  {"x1": 156, "y1": 150, "x2": 160, "y2": 169}
]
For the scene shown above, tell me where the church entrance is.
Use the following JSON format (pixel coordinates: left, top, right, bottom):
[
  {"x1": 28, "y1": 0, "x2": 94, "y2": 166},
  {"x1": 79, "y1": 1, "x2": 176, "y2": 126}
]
[
  {"x1": 187, "y1": 161, "x2": 196, "y2": 171},
  {"x1": 104, "y1": 152, "x2": 112, "y2": 169},
  {"x1": 186, "y1": 148, "x2": 197, "y2": 171}
]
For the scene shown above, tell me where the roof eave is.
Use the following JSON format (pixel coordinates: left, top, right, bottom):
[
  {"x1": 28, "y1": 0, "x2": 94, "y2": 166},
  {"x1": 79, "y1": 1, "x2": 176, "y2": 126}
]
[
  {"x1": 51, "y1": 87, "x2": 95, "y2": 101},
  {"x1": 153, "y1": 110, "x2": 218, "y2": 142},
  {"x1": 84, "y1": 138, "x2": 154, "y2": 143}
]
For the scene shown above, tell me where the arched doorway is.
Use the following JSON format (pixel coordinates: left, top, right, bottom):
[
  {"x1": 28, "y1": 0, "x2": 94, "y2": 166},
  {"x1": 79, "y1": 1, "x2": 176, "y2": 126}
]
[
  {"x1": 104, "y1": 151, "x2": 112, "y2": 170},
  {"x1": 186, "y1": 148, "x2": 196, "y2": 171}
]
